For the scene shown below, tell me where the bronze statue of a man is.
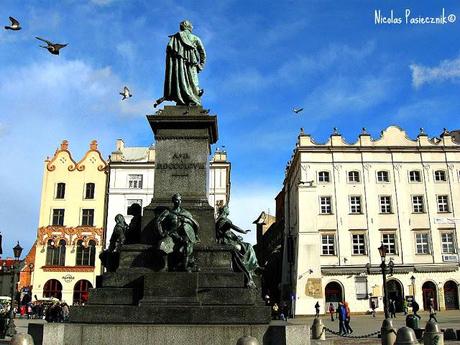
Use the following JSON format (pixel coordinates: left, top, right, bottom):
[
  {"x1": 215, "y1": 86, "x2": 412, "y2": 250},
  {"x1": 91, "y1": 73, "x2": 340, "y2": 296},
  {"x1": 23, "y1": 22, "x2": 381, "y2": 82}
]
[
  {"x1": 155, "y1": 193, "x2": 200, "y2": 272},
  {"x1": 154, "y1": 20, "x2": 206, "y2": 108}
]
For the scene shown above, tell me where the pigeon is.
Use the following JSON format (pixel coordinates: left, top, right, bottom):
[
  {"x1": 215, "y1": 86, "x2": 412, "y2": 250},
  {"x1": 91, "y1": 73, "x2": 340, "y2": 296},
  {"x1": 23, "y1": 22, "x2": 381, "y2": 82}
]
[
  {"x1": 35, "y1": 37, "x2": 68, "y2": 55},
  {"x1": 120, "y1": 86, "x2": 132, "y2": 100},
  {"x1": 4, "y1": 16, "x2": 21, "y2": 30},
  {"x1": 293, "y1": 107, "x2": 304, "y2": 114}
]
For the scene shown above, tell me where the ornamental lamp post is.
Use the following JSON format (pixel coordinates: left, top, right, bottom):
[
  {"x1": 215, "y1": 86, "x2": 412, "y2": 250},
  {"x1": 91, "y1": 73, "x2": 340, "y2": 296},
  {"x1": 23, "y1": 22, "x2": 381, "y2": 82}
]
[
  {"x1": 378, "y1": 242, "x2": 390, "y2": 319},
  {"x1": 5, "y1": 241, "x2": 23, "y2": 337},
  {"x1": 410, "y1": 275, "x2": 416, "y2": 296}
]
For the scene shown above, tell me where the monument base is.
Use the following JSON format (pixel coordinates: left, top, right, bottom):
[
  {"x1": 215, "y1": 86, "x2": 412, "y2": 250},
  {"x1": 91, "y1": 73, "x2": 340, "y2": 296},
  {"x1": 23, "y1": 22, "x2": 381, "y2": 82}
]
[{"x1": 28, "y1": 322, "x2": 311, "y2": 345}]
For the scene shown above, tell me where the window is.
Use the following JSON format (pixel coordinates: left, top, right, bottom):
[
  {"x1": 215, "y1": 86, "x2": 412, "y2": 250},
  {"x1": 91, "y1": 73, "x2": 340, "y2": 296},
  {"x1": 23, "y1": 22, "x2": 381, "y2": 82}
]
[
  {"x1": 412, "y1": 196, "x2": 424, "y2": 213},
  {"x1": 441, "y1": 233, "x2": 455, "y2": 254},
  {"x1": 437, "y1": 195, "x2": 449, "y2": 213},
  {"x1": 434, "y1": 170, "x2": 447, "y2": 182},
  {"x1": 352, "y1": 234, "x2": 366, "y2": 255},
  {"x1": 382, "y1": 233, "x2": 397, "y2": 254},
  {"x1": 409, "y1": 171, "x2": 421, "y2": 182},
  {"x1": 377, "y1": 171, "x2": 390, "y2": 182},
  {"x1": 81, "y1": 209, "x2": 94, "y2": 226},
  {"x1": 76, "y1": 240, "x2": 96, "y2": 266},
  {"x1": 73, "y1": 280, "x2": 93, "y2": 305},
  {"x1": 319, "y1": 196, "x2": 332, "y2": 214},
  {"x1": 349, "y1": 196, "x2": 362, "y2": 214},
  {"x1": 379, "y1": 196, "x2": 392, "y2": 214},
  {"x1": 85, "y1": 183, "x2": 95, "y2": 199},
  {"x1": 321, "y1": 234, "x2": 335, "y2": 255},
  {"x1": 52, "y1": 209, "x2": 65, "y2": 226},
  {"x1": 415, "y1": 233, "x2": 430, "y2": 254},
  {"x1": 56, "y1": 183, "x2": 65, "y2": 199},
  {"x1": 46, "y1": 239, "x2": 66, "y2": 266},
  {"x1": 348, "y1": 171, "x2": 360, "y2": 183},
  {"x1": 128, "y1": 174, "x2": 143, "y2": 189},
  {"x1": 318, "y1": 171, "x2": 330, "y2": 183}
]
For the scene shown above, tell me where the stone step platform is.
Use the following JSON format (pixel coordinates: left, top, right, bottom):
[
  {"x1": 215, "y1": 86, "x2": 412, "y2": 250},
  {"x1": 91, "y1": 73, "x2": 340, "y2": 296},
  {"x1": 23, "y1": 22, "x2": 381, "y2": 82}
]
[
  {"x1": 197, "y1": 287, "x2": 261, "y2": 305},
  {"x1": 88, "y1": 287, "x2": 135, "y2": 305},
  {"x1": 69, "y1": 304, "x2": 272, "y2": 324},
  {"x1": 98, "y1": 270, "x2": 247, "y2": 289}
]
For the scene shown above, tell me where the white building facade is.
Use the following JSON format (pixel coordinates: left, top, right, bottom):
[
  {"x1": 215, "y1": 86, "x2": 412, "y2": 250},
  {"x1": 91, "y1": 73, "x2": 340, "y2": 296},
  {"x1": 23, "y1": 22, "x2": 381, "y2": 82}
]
[
  {"x1": 282, "y1": 126, "x2": 460, "y2": 316},
  {"x1": 106, "y1": 140, "x2": 231, "y2": 243}
]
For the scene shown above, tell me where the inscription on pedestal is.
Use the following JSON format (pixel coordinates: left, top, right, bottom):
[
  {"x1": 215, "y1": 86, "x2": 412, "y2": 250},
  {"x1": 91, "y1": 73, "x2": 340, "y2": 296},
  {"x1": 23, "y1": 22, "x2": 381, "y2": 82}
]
[{"x1": 156, "y1": 153, "x2": 206, "y2": 178}]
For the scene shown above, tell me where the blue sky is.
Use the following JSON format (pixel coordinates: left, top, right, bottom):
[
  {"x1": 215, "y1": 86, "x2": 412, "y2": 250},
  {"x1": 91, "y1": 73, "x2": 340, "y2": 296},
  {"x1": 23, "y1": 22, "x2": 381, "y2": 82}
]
[{"x1": 1, "y1": 0, "x2": 460, "y2": 257}]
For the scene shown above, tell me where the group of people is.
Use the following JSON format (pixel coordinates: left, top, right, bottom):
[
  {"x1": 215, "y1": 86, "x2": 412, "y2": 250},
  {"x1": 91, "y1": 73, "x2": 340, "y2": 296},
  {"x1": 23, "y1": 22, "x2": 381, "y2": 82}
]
[
  {"x1": 13, "y1": 301, "x2": 70, "y2": 322},
  {"x1": 324, "y1": 302, "x2": 353, "y2": 335}
]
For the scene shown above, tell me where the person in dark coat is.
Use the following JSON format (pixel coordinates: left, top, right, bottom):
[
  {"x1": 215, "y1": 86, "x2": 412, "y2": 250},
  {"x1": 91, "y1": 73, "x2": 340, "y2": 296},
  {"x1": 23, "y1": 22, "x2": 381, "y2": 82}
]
[
  {"x1": 336, "y1": 302, "x2": 347, "y2": 335},
  {"x1": 314, "y1": 301, "x2": 320, "y2": 317}
]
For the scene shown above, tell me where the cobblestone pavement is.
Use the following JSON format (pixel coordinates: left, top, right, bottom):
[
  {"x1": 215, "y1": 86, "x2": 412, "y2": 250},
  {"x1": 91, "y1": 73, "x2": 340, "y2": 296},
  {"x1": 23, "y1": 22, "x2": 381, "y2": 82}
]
[
  {"x1": 278, "y1": 310, "x2": 460, "y2": 344},
  {"x1": 2, "y1": 312, "x2": 460, "y2": 344}
]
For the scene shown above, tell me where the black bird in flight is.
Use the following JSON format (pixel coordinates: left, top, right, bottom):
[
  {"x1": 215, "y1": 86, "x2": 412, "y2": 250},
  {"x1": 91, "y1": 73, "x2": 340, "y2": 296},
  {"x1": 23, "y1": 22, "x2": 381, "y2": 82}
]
[
  {"x1": 120, "y1": 86, "x2": 132, "y2": 100},
  {"x1": 36, "y1": 37, "x2": 68, "y2": 55},
  {"x1": 4, "y1": 16, "x2": 21, "y2": 30},
  {"x1": 293, "y1": 107, "x2": 304, "y2": 114}
]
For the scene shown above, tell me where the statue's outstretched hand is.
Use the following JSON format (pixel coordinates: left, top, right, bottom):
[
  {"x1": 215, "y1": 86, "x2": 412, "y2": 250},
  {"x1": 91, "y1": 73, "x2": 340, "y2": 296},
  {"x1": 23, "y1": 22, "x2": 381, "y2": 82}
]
[{"x1": 244, "y1": 229, "x2": 251, "y2": 234}]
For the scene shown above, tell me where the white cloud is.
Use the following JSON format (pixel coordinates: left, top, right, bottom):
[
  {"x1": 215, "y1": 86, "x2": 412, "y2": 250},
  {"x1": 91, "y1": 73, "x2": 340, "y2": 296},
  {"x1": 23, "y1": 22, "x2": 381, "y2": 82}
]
[
  {"x1": 116, "y1": 41, "x2": 136, "y2": 62},
  {"x1": 227, "y1": 183, "x2": 279, "y2": 245},
  {"x1": 301, "y1": 75, "x2": 392, "y2": 121},
  {"x1": 0, "y1": 58, "x2": 151, "y2": 254},
  {"x1": 410, "y1": 56, "x2": 460, "y2": 88}
]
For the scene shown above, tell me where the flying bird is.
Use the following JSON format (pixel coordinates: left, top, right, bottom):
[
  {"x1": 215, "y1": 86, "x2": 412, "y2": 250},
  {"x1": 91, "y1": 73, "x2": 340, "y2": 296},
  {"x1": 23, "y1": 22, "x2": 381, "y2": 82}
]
[
  {"x1": 293, "y1": 107, "x2": 304, "y2": 114},
  {"x1": 4, "y1": 16, "x2": 21, "y2": 30},
  {"x1": 35, "y1": 37, "x2": 67, "y2": 55},
  {"x1": 120, "y1": 86, "x2": 132, "y2": 100}
]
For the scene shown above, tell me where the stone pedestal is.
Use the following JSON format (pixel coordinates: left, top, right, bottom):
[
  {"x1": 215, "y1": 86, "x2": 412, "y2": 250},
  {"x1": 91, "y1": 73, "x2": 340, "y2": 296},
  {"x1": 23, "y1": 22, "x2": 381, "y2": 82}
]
[
  {"x1": 29, "y1": 322, "x2": 311, "y2": 345},
  {"x1": 141, "y1": 105, "x2": 218, "y2": 246},
  {"x1": 68, "y1": 105, "x2": 271, "y2": 326}
]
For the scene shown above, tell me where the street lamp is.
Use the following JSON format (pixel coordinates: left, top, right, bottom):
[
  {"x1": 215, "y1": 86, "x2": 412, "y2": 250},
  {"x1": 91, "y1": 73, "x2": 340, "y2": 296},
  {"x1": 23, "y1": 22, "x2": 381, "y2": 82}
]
[
  {"x1": 410, "y1": 275, "x2": 416, "y2": 297},
  {"x1": 378, "y1": 242, "x2": 394, "y2": 319},
  {"x1": 5, "y1": 241, "x2": 23, "y2": 337}
]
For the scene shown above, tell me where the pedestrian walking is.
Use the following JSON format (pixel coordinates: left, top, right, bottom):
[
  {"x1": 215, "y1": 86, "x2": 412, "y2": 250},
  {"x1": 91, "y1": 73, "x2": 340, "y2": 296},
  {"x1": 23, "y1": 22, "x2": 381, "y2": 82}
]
[
  {"x1": 344, "y1": 301, "x2": 353, "y2": 334},
  {"x1": 314, "y1": 301, "x2": 320, "y2": 317},
  {"x1": 402, "y1": 299, "x2": 408, "y2": 315},
  {"x1": 389, "y1": 299, "x2": 396, "y2": 318},
  {"x1": 328, "y1": 303, "x2": 335, "y2": 321},
  {"x1": 272, "y1": 303, "x2": 279, "y2": 320},
  {"x1": 370, "y1": 300, "x2": 376, "y2": 318},
  {"x1": 412, "y1": 300, "x2": 421, "y2": 319},
  {"x1": 428, "y1": 299, "x2": 437, "y2": 322},
  {"x1": 336, "y1": 302, "x2": 347, "y2": 335}
]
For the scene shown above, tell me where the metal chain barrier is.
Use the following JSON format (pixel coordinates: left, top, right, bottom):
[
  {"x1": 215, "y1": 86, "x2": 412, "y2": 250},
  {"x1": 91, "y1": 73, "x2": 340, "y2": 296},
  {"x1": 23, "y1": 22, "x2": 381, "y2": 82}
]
[{"x1": 323, "y1": 326, "x2": 381, "y2": 339}]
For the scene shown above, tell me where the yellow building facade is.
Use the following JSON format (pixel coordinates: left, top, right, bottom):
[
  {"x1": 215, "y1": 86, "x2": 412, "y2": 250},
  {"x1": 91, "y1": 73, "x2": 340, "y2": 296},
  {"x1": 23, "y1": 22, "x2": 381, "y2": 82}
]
[{"x1": 31, "y1": 140, "x2": 107, "y2": 305}]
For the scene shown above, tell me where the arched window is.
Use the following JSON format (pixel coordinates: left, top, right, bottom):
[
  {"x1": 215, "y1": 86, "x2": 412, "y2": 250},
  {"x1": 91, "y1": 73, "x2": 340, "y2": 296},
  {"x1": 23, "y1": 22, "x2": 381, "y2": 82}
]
[
  {"x1": 76, "y1": 240, "x2": 96, "y2": 266},
  {"x1": 56, "y1": 183, "x2": 66, "y2": 199},
  {"x1": 85, "y1": 183, "x2": 95, "y2": 199},
  {"x1": 73, "y1": 280, "x2": 93, "y2": 305},
  {"x1": 46, "y1": 239, "x2": 66, "y2": 266},
  {"x1": 43, "y1": 279, "x2": 62, "y2": 300}
]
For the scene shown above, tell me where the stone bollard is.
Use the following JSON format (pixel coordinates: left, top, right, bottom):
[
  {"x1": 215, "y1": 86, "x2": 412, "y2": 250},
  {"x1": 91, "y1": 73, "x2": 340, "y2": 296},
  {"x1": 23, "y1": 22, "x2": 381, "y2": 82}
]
[
  {"x1": 395, "y1": 327, "x2": 418, "y2": 345},
  {"x1": 11, "y1": 333, "x2": 35, "y2": 345},
  {"x1": 423, "y1": 320, "x2": 443, "y2": 345},
  {"x1": 381, "y1": 319, "x2": 397, "y2": 345},
  {"x1": 236, "y1": 335, "x2": 260, "y2": 345},
  {"x1": 311, "y1": 317, "x2": 326, "y2": 340}
]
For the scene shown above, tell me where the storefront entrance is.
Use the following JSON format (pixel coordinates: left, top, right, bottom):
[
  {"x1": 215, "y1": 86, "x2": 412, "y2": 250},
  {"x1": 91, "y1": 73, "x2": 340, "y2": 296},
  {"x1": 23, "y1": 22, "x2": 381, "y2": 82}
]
[
  {"x1": 444, "y1": 281, "x2": 459, "y2": 310},
  {"x1": 386, "y1": 279, "x2": 404, "y2": 312},
  {"x1": 422, "y1": 281, "x2": 438, "y2": 311}
]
